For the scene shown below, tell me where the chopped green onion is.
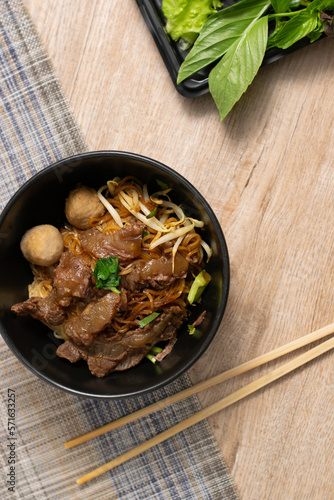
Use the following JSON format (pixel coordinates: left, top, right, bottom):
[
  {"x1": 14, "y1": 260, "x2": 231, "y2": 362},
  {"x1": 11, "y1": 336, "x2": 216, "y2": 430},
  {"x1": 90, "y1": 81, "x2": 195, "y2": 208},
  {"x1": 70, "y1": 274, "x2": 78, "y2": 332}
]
[
  {"x1": 193, "y1": 329, "x2": 203, "y2": 339},
  {"x1": 188, "y1": 325, "x2": 196, "y2": 335},
  {"x1": 188, "y1": 325, "x2": 203, "y2": 338},
  {"x1": 156, "y1": 179, "x2": 169, "y2": 190},
  {"x1": 187, "y1": 270, "x2": 211, "y2": 305},
  {"x1": 138, "y1": 312, "x2": 160, "y2": 328},
  {"x1": 146, "y1": 206, "x2": 158, "y2": 219},
  {"x1": 150, "y1": 346, "x2": 163, "y2": 355},
  {"x1": 145, "y1": 346, "x2": 163, "y2": 364},
  {"x1": 146, "y1": 353, "x2": 158, "y2": 364}
]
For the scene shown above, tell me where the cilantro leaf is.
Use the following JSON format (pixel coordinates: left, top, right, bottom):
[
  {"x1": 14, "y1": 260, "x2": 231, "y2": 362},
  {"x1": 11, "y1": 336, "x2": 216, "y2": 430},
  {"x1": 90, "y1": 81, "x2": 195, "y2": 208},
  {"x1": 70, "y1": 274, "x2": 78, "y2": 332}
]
[{"x1": 93, "y1": 257, "x2": 120, "y2": 290}]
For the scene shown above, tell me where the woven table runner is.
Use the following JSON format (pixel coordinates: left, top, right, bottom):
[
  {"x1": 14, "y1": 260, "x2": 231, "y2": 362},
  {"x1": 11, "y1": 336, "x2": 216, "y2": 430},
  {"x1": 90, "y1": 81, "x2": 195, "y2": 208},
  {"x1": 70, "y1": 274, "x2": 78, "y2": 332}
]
[{"x1": 0, "y1": 1, "x2": 239, "y2": 498}]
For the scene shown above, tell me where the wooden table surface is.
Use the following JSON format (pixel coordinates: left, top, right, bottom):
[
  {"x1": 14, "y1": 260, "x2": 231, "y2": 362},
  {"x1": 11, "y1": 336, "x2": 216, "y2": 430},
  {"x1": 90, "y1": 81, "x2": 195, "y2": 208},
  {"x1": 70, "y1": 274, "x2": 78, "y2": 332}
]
[{"x1": 23, "y1": 1, "x2": 334, "y2": 498}]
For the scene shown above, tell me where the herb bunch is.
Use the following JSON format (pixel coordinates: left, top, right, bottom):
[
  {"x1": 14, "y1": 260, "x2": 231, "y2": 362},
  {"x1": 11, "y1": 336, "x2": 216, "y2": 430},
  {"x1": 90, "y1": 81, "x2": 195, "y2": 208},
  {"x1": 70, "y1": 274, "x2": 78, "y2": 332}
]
[{"x1": 163, "y1": 0, "x2": 333, "y2": 120}]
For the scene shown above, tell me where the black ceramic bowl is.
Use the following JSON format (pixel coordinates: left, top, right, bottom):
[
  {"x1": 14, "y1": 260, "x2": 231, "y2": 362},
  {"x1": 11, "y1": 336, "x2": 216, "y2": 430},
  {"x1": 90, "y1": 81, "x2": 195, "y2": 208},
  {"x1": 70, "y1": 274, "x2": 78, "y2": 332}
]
[{"x1": 0, "y1": 151, "x2": 229, "y2": 398}]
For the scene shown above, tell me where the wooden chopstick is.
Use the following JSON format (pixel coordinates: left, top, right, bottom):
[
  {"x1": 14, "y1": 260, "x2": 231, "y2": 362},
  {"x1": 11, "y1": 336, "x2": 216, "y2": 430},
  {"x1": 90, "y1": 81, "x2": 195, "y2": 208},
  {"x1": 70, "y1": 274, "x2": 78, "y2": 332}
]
[
  {"x1": 76, "y1": 334, "x2": 334, "y2": 485},
  {"x1": 65, "y1": 322, "x2": 334, "y2": 449}
]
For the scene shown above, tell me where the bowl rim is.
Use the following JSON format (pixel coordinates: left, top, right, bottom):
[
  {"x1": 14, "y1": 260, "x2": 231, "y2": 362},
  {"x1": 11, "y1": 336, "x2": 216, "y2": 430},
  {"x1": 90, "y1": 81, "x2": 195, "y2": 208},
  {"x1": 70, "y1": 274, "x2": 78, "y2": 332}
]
[{"x1": 0, "y1": 150, "x2": 230, "y2": 399}]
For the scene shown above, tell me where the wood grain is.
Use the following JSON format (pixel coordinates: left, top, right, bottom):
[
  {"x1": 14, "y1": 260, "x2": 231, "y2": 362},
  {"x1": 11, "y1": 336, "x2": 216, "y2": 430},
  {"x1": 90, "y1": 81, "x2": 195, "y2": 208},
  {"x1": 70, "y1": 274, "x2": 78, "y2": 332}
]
[
  {"x1": 76, "y1": 336, "x2": 334, "y2": 485},
  {"x1": 65, "y1": 322, "x2": 334, "y2": 450},
  {"x1": 23, "y1": 1, "x2": 334, "y2": 498}
]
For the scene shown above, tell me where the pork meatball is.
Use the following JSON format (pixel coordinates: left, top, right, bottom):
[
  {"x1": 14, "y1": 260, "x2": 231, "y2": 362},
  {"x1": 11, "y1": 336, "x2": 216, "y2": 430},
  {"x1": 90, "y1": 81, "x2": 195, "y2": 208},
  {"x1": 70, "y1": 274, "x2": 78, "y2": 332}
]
[
  {"x1": 65, "y1": 186, "x2": 105, "y2": 229},
  {"x1": 20, "y1": 224, "x2": 64, "y2": 267}
]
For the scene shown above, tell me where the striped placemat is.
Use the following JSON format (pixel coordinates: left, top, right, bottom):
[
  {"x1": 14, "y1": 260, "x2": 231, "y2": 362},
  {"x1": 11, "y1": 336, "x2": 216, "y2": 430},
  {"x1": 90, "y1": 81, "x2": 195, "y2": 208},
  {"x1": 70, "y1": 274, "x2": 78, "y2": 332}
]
[{"x1": 0, "y1": 1, "x2": 239, "y2": 498}]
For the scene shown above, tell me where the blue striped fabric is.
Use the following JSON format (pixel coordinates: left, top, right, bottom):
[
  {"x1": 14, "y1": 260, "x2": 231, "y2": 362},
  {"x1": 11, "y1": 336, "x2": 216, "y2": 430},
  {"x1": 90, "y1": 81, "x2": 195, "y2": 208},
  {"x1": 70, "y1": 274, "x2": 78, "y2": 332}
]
[
  {"x1": 0, "y1": 0, "x2": 87, "y2": 209},
  {"x1": 79, "y1": 380, "x2": 237, "y2": 499},
  {"x1": 0, "y1": 1, "x2": 239, "y2": 499}
]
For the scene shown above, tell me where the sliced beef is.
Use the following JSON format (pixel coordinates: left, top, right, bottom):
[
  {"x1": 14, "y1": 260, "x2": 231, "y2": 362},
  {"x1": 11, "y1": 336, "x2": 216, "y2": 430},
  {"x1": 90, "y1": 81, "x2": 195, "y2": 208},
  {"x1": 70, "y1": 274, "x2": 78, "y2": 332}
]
[
  {"x1": 11, "y1": 294, "x2": 65, "y2": 325},
  {"x1": 122, "y1": 253, "x2": 189, "y2": 291},
  {"x1": 56, "y1": 341, "x2": 81, "y2": 363},
  {"x1": 56, "y1": 336, "x2": 126, "y2": 377},
  {"x1": 155, "y1": 335, "x2": 177, "y2": 362},
  {"x1": 118, "y1": 288, "x2": 128, "y2": 311},
  {"x1": 53, "y1": 251, "x2": 92, "y2": 306},
  {"x1": 65, "y1": 292, "x2": 122, "y2": 346},
  {"x1": 112, "y1": 350, "x2": 148, "y2": 372},
  {"x1": 80, "y1": 220, "x2": 144, "y2": 262},
  {"x1": 56, "y1": 306, "x2": 185, "y2": 377},
  {"x1": 86, "y1": 356, "x2": 118, "y2": 378},
  {"x1": 110, "y1": 332, "x2": 177, "y2": 371},
  {"x1": 192, "y1": 310, "x2": 206, "y2": 327},
  {"x1": 123, "y1": 306, "x2": 184, "y2": 348}
]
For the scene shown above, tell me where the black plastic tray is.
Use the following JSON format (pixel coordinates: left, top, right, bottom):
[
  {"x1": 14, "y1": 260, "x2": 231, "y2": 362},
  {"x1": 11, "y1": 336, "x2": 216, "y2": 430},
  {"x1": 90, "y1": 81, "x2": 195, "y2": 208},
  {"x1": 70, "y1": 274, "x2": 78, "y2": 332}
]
[{"x1": 136, "y1": 0, "x2": 323, "y2": 97}]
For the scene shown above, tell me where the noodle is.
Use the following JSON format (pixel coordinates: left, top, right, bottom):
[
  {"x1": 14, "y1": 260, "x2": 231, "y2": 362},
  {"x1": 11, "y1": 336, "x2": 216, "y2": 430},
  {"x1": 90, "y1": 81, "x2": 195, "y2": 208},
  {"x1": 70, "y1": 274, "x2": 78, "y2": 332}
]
[
  {"x1": 17, "y1": 175, "x2": 212, "y2": 375},
  {"x1": 57, "y1": 177, "x2": 208, "y2": 333}
]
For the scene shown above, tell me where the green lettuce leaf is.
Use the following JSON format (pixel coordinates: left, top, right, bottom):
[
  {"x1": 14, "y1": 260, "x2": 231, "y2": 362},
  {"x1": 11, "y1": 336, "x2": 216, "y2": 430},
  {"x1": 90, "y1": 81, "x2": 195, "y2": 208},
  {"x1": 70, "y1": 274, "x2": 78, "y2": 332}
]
[{"x1": 162, "y1": 0, "x2": 223, "y2": 49}]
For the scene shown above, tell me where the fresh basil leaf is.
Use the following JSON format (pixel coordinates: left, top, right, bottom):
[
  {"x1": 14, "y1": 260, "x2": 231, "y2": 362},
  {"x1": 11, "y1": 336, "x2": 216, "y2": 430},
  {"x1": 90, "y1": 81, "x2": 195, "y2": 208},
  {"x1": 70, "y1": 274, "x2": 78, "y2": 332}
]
[
  {"x1": 177, "y1": 0, "x2": 271, "y2": 84},
  {"x1": 268, "y1": 11, "x2": 319, "y2": 49},
  {"x1": 308, "y1": 29, "x2": 324, "y2": 42},
  {"x1": 156, "y1": 179, "x2": 169, "y2": 190},
  {"x1": 289, "y1": 0, "x2": 302, "y2": 8},
  {"x1": 93, "y1": 256, "x2": 120, "y2": 290},
  {"x1": 209, "y1": 16, "x2": 268, "y2": 121},
  {"x1": 269, "y1": 17, "x2": 286, "y2": 40},
  {"x1": 290, "y1": 0, "x2": 302, "y2": 7},
  {"x1": 270, "y1": 0, "x2": 291, "y2": 12},
  {"x1": 308, "y1": 14, "x2": 325, "y2": 41},
  {"x1": 307, "y1": 0, "x2": 333, "y2": 13}
]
